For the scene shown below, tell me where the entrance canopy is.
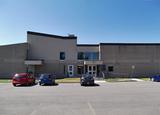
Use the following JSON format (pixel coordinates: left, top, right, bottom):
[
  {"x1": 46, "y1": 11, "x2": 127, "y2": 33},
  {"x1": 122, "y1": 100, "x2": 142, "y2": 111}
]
[
  {"x1": 24, "y1": 60, "x2": 43, "y2": 65},
  {"x1": 84, "y1": 60, "x2": 103, "y2": 65}
]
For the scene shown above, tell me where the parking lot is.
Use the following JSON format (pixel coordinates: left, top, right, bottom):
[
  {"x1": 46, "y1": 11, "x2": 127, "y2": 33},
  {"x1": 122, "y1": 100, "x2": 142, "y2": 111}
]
[{"x1": 0, "y1": 82, "x2": 160, "y2": 115}]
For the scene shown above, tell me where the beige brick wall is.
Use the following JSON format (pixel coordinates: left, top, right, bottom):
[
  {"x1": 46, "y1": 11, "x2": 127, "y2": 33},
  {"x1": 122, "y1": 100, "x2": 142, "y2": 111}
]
[
  {"x1": 100, "y1": 44, "x2": 160, "y2": 77},
  {"x1": 0, "y1": 43, "x2": 28, "y2": 78},
  {"x1": 27, "y1": 33, "x2": 77, "y2": 77}
]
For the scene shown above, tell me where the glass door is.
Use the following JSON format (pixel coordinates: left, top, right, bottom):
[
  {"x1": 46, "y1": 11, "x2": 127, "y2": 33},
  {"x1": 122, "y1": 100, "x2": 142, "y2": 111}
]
[
  {"x1": 87, "y1": 65, "x2": 96, "y2": 76},
  {"x1": 68, "y1": 65, "x2": 74, "y2": 77}
]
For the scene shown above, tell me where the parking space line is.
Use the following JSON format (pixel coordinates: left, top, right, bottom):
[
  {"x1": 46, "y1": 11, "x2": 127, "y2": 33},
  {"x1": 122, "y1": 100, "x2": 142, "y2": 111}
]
[
  {"x1": 87, "y1": 102, "x2": 96, "y2": 115},
  {"x1": 30, "y1": 103, "x2": 42, "y2": 115}
]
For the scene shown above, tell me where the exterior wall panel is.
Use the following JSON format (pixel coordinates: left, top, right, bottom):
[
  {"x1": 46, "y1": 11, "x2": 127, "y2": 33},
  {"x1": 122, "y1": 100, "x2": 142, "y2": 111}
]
[
  {"x1": 27, "y1": 33, "x2": 77, "y2": 77},
  {"x1": 77, "y1": 45, "x2": 99, "y2": 52},
  {"x1": 27, "y1": 34, "x2": 77, "y2": 61},
  {"x1": 1, "y1": 31, "x2": 160, "y2": 78},
  {"x1": 0, "y1": 43, "x2": 28, "y2": 78},
  {"x1": 100, "y1": 44, "x2": 160, "y2": 78}
]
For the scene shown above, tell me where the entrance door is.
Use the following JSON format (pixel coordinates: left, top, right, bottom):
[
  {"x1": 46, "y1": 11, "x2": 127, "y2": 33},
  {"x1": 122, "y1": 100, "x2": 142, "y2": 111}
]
[
  {"x1": 77, "y1": 65, "x2": 83, "y2": 75},
  {"x1": 27, "y1": 65, "x2": 35, "y2": 75},
  {"x1": 68, "y1": 65, "x2": 74, "y2": 77},
  {"x1": 87, "y1": 65, "x2": 96, "y2": 76}
]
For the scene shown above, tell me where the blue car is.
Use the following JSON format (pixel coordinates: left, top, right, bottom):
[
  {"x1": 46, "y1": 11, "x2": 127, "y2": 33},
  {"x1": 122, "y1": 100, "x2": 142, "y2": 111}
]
[
  {"x1": 151, "y1": 75, "x2": 160, "y2": 82},
  {"x1": 39, "y1": 74, "x2": 55, "y2": 85}
]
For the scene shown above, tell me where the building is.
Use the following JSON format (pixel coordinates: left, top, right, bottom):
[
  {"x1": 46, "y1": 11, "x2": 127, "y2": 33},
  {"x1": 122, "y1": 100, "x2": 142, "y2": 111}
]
[{"x1": 0, "y1": 31, "x2": 160, "y2": 78}]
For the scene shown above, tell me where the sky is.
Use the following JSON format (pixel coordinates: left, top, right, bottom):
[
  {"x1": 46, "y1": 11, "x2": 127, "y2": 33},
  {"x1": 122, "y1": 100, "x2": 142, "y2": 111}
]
[{"x1": 0, "y1": 0, "x2": 160, "y2": 45}]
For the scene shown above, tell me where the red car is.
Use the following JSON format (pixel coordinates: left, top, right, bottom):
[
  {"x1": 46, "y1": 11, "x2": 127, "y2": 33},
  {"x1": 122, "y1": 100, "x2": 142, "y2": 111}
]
[{"x1": 12, "y1": 73, "x2": 35, "y2": 86}]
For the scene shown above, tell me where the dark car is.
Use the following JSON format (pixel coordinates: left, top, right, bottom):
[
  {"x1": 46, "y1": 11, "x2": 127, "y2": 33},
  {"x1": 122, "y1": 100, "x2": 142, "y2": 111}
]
[
  {"x1": 12, "y1": 73, "x2": 35, "y2": 86},
  {"x1": 151, "y1": 75, "x2": 160, "y2": 82},
  {"x1": 39, "y1": 74, "x2": 55, "y2": 86},
  {"x1": 80, "y1": 74, "x2": 95, "y2": 86}
]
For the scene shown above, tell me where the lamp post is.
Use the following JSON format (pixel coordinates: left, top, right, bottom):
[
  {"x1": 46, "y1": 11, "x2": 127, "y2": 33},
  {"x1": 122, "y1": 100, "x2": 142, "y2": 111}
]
[{"x1": 131, "y1": 65, "x2": 135, "y2": 78}]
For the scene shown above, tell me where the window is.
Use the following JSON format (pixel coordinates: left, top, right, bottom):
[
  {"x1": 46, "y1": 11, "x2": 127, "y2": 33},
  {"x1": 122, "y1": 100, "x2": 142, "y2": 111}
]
[
  {"x1": 108, "y1": 66, "x2": 114, "y2": 72},
  {"x1": 60, "y1": 52, "x2": 65, "y2": 60},
  {"x1": 100, "y1": 65, "x2": 106, "y2": 71},
  {"x1": 93, "y1": 66, "x2": 96, "y2": 71},
  {"x1": 77, "y1": 52, "x2": 84, "y2": 60},
  {"x1": 69, "y1": 66, "x2": 72, "y2": 71},
  {"x1": 77, "y1": 66, "x2": 83, "y2": 74},
  {"x1": 84, "y1": 52, "x2": 99, "y2": 60},
  {"x1": 77, "y1": 52, "x2": 99, "y2": 60}
]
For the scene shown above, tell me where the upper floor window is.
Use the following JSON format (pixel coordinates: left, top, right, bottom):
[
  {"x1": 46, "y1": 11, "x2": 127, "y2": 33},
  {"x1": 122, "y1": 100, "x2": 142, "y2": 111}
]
[
  {"x1": 60, "y1": 52, "x2": 65, "y2": 60},
  {"x1": 78, "y1": 52, "x2": 84, "y2": 60},
  {"x1": 77, "y1": 52, "x2": 99, "y2": 60}
]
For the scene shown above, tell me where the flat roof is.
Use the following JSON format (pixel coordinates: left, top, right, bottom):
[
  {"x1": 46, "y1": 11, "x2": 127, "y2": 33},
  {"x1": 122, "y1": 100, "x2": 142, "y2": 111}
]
[
  {"x1": 77, "y1": 44, "x2": 99, "y2": 47},
  {"x1": 100, "y1": 43, "x2": 160, "y2": 46},
  {"x1": 0, "y1": 43, "x2": 28, "y2": 47},
  {"x1": 27, "y1": 31, "x2": 77, "y2": 39}
]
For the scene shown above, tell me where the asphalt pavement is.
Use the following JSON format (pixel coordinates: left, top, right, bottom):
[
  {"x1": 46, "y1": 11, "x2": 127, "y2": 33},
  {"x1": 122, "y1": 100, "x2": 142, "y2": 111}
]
[{"x1": 0, "y1": 81, "x2": 160, "y2": 115}]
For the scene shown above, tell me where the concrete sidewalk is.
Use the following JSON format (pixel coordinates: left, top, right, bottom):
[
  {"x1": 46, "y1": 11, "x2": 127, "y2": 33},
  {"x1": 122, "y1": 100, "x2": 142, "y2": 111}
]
[
  {"x1": 130, "y1": 78, "x2": 144, "y2": 82},
  {"x1": 95, "y1": 80, "x2": 106, "y2": 83}
]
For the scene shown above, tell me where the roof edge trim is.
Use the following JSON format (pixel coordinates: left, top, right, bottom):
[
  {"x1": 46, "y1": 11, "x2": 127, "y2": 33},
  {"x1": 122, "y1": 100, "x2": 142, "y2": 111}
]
[
  {"x1": 77, "y1": 44, "x2": 99, "y2": 47},
  {"x1": 100, "y1": 43, "x2": 160, "y2": 45},
  {"x1": 27, "y1": 31, "x2": 77, "y2": 39}
]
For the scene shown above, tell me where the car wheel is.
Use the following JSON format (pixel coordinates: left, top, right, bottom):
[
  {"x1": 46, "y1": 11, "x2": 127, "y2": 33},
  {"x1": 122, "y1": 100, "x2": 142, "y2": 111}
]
[
  {"x1": 39, "y1": 82, "x2": 42, "y2": 86},
  {"x1": 13, "y1": 83, "x2": 16, "y2": 87},
  {"x1": 39, "y1": 82, "x2": 44, "y2": 86},
  {"x1": 32, "y1": 82, "x2": 35, "y2": 85},
  {"x1": 28, "y1": 83, "x2": 31, "y2": 86},
  {"x1": 27, "y1": 83, "x2": 30, "y2": 86}
]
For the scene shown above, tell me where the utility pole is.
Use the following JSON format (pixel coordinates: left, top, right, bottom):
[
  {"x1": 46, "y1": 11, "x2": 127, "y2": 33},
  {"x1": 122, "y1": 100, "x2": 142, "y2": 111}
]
[{"x1": 131, "y1": 65, "x2": 135, "y2": 78}]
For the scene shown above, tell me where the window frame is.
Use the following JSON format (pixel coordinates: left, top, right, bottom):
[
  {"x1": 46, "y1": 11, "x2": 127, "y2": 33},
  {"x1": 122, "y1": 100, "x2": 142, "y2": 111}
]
[
  {"x1": 60, "y1": 52, "x2": 65, "y2": 60},
  {"x1": 108, "y1": 66, "x2": 114, "y2": 72},
  {"x1": 77, "y1": 52, "x2": 99, "y2": 60}
]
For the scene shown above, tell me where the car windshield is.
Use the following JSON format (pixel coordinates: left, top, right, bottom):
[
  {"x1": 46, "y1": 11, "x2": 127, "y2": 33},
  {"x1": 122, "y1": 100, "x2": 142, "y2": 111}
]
[
  {"x1": 40, "y1": 74, "x2": 52, "y2": 79},
  {"x1": 83, "y1": 74, "x2": 93, "y2": 78},
  {"x1": 14, "y1": 75, "x2": 25, "y2": 79}
]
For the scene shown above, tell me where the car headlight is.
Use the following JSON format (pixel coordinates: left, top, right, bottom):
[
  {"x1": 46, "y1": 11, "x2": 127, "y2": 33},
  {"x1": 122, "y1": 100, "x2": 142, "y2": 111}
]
[{"x1": 81, "y1": 77, "x2": 84, "y2": 80}]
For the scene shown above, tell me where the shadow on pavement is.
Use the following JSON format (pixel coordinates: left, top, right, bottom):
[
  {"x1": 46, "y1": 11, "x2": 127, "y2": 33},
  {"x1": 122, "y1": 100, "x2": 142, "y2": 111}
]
[
  {"x1": 82, "y1": 83, "x2": 100, "y2": 87},
  {"x1": 13, "y1": 83, "x2": 38, "y2": 87},
  {"x1": 39, "y1": 83, "x2": 59, "y2": 86}
]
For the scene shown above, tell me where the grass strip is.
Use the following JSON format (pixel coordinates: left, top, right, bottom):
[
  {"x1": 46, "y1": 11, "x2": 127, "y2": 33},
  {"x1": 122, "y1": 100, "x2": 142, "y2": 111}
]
[
  {"x1": 56, "y1": 78, "x2": 80, "y2": 83},
  {"x1": 105, "y1": 78, "x2": 148, "y2": 82},
  {"x1": 0, "y1": 79, "x2": 11, "y2": 83}
]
